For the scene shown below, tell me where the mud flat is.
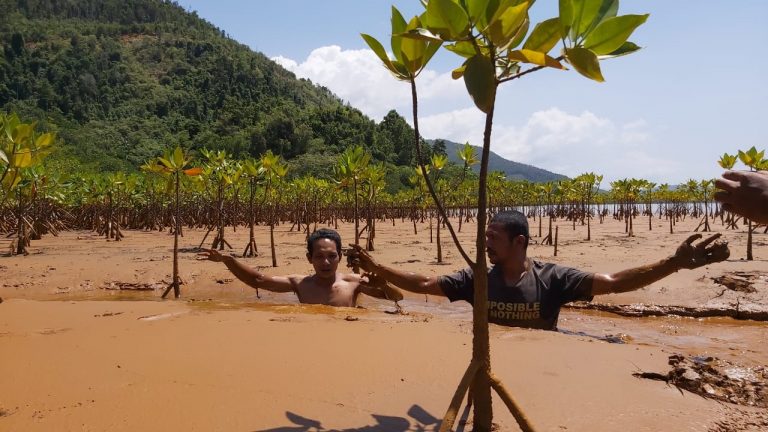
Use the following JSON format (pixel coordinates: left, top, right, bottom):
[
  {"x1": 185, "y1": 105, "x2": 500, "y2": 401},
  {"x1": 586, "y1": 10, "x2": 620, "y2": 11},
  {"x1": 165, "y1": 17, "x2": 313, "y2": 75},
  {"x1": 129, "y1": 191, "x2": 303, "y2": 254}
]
[{"x1": 1, "y1": 216, "x2": 766, "y2": 430}]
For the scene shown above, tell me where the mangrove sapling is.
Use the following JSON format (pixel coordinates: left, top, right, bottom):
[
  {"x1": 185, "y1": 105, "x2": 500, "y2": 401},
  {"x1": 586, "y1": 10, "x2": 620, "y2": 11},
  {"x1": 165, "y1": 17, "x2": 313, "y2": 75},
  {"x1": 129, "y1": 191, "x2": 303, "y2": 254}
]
[
  {"x1": 200, "y1": 149, "x2": 237, "y2": 251},
  {"x1": 736, "y1": 147, "x2": 767, "y2": 261},
  {"x1": 363, "y1": 1, "x2": 647, "y2": 429},
  {"x1": 0, "y1": 113, "x2": 56, "y2": 255},
  {"x1": 104, "y1": 173, "x2": 127, "y2": 241},
  {"x1": 334, "y1": 146, "x2": 371, "y2": 248},
  {"x1": 694, "y1": 180, "x2": 714, "y2": 232},
  {"x1": 361, "y1": 164, "x2": 386, "y2": 251},
  {"x1": 258, "y1": 151, "x2": 288, "y2": 267},
  {"x1": 716, "y1": 153, "x2": 740, "y2": 231},
  {"x1": 144, "y1": 146, "x2": 201, "y2": 299},
  {"x1": 241, "y1": 159, "x2": 262, "y2": 258}
]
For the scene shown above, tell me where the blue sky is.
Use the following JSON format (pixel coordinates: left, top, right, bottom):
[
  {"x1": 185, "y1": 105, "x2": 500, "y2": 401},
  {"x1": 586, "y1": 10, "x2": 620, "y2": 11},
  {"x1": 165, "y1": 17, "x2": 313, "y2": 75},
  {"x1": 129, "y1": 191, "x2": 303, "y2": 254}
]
[{"x1": 176, "y1": 1, "x2": 767, "y2": 184}]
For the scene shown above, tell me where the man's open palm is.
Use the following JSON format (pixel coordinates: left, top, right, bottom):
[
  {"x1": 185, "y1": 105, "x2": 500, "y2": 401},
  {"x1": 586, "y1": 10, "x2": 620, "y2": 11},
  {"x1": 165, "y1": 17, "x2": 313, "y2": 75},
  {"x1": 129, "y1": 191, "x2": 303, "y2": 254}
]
[{"x1": 673, "y1": 233, "x2": 729, "y2": 269}]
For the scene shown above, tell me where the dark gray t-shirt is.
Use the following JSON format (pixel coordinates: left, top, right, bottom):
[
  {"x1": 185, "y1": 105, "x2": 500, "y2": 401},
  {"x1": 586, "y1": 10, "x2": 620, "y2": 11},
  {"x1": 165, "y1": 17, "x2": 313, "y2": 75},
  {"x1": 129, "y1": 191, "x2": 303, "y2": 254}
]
[{"x1": 438, "y1": 260, "x2": 593, "y2": 330}]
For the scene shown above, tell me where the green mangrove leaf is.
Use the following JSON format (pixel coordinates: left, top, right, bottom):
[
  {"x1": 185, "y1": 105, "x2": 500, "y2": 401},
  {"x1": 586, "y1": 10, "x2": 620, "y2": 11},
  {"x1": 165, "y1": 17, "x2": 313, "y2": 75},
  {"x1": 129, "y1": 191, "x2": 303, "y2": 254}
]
[
  {"x1": 584, "y1": 14, "x2": 648, "y2": 55},
  {"x1": 505, "y1": 17, "x2": 530, "y2": 51},
  {"x1": 600, "y1": 41, "x2": 641, "y2": 58},
  {"x1": 35, "y1": 132, "x2": 55, "y2": 149},
  {"x1": 463, "y1": 55, "x2": 496, "y2": 113},
  {"x1": 524, "y1": 17, "x2": 562, "y2": 53},
  {"x1": 565, "y1": 47, "x2": 604, "y2": 81},
  {"x1": 361, "y1": 34, "x2": 396, "y2": 72},
  {"x1": 399, "y1": 28, "x2": 443, "y2": 43},
  {"x1": 425, "y1": 0, "x2": 470, "y2": 40},
  {"x1": 173, "y1": 146, "x2": 184, "y2": 167},
  {"x1": 485, "y1": 1, "x2": 529, "y2": 47},
  {"x1": 508, "y1": 49, "x2": 565, "y2": 69},
  {"x1": 444, "y1": 41, "x2": 477, "y2": 58},
  {"x1": 391, "y1": 6, "x2": 407, "y2": 62},
  {"x1": 559, "y1": 0, "x2": 574, "y2": 37},
  {"x1": 466, "y1": 0, "x2": 491, "y2": 29},
  {"x1": 571, "y1": 0, "x2": 603, "y2": 40}
]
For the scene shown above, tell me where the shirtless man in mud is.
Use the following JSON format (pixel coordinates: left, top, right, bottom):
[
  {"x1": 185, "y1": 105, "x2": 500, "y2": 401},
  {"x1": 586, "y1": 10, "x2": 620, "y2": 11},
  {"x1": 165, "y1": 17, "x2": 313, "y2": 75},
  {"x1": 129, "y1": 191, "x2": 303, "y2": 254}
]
[
  {"x1": 199, "y1": 228, "x2": 401, "y2": 307},
  {"x1": 349, "y1": 210, "x2": 730, "y2": 330}
]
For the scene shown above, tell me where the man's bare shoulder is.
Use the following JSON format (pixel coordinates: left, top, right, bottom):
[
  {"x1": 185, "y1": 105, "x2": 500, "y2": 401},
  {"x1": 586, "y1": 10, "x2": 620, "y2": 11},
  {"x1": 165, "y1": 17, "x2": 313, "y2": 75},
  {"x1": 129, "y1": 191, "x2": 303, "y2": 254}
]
[{"x1": 286, "y1": 274, "x2": 308, "y2": 285}]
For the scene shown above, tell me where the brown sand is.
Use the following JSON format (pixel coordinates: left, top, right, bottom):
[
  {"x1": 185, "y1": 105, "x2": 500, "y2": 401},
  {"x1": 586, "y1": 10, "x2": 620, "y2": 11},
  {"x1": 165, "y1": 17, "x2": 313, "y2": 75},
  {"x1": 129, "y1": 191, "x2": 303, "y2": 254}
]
[{"x1": 1, "y1": 216, "x2": 766, "y2": 431}]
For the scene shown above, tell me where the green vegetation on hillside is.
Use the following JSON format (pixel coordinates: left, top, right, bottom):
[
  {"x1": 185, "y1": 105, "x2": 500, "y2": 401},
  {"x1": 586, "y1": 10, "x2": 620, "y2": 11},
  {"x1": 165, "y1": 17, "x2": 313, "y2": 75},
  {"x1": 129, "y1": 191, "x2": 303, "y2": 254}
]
[
  {"x1": 0, "y1": 0, "x2": 565, "y2": 188},
  {"x1": 0, "y1": 0, "x2": 433, "y2": 176}
]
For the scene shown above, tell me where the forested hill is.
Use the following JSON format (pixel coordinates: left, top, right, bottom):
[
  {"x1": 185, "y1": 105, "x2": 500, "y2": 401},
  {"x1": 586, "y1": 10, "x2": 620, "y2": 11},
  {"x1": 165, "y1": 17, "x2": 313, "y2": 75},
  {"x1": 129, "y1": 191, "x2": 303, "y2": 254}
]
[
  {"x1": 0, "y1": 0, "x2": 425, "y2": 173},
  {"x1": 0, "y1": 0, "x2": 564, "y2": 184}
]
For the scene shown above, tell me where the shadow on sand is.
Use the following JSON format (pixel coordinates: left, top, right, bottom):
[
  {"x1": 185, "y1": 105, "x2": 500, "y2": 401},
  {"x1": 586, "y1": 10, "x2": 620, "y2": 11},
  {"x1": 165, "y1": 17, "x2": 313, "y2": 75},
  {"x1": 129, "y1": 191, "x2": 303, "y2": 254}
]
[{"x1": 254, "y1": 404, "x2": 469, "y2": 432}]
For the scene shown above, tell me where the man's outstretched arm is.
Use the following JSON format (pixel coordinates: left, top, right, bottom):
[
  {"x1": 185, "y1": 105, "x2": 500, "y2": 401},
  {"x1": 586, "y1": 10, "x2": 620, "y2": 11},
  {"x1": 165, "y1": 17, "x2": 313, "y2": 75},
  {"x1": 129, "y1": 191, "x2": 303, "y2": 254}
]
[
  {"x1": 591, "y1": 233, "x2": 729, "y2": 296},
  {"x1": 198, "y1": 249, "x2": 295, "y2": 293},
  {"x1": 348, "y1": 245, "x2": 445, "y2": 296}
]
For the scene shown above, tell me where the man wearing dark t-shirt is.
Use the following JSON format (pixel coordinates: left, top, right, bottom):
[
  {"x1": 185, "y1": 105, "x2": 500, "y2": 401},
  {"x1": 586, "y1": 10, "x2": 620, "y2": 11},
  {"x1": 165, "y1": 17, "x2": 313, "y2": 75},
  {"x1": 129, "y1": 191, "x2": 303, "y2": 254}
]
[{"x1": 349, "y1": 210, "x2": 730, "y2": 330}]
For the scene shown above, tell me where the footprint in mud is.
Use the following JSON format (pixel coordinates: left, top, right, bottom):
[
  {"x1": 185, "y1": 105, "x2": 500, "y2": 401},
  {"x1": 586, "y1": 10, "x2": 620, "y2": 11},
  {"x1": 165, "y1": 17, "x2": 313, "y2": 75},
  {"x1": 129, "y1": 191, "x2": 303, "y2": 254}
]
[
  {"x1": 38, "y1": 328, "x2": 72, "y2": 335},
  {"x1": 269, "y1": 317, "x2": 296, "y2": 323},
  {"x1": 93, "y1": 312, "x2": 124, "y2": 318},
  {"x1": 137, "y1": 312, "x2": 187, "y2": 321}
]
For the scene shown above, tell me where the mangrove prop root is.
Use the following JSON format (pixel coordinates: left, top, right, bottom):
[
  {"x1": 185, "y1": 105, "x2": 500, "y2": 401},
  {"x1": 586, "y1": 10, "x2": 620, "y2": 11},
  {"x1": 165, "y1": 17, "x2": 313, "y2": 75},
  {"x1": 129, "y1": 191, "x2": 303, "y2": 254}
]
[
  {"x1": 489, "y1": 371, "x2": 537, "y2": 432},
  {"x1": 439, "y1": 360, "x2": 480, "y2": 432}
]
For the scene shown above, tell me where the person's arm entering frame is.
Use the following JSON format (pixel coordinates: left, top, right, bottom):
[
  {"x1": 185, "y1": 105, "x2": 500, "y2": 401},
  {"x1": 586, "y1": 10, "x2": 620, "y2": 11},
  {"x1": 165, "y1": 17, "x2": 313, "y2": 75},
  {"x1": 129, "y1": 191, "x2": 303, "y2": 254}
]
[
  {"x1": 198, "y1": 249, "x2": 295, "y2": 293},
  {"x1": 714, "y1": 170, "x2": 768, "y2": 225},
  {"x1": 590, "y1": 233, "x2": 730, "y2": 296},
  {"x1": 347, "y1": 244, "x2": 445, "y2": 296}
]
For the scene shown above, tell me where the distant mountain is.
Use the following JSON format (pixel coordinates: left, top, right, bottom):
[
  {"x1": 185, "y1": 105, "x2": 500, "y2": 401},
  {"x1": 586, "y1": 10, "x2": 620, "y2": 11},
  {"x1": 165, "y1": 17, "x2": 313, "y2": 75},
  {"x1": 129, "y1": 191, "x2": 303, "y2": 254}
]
[{"x1": 438, "y1": 140, "x2": 567, "y2": 183}]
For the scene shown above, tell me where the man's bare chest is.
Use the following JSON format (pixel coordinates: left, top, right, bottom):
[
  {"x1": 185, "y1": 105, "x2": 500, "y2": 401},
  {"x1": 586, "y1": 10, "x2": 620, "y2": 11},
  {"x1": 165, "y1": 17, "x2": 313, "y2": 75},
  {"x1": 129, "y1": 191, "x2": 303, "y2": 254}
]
[{"x1": 296, "y1": 280, "x2": 357, "y2": 307}]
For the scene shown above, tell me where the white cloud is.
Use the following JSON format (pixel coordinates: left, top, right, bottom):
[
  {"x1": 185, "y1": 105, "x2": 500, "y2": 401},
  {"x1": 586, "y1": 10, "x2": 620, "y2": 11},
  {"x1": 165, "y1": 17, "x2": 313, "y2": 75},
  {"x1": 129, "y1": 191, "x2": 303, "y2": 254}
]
[
  {"x1": 273, "y1": 46, "x2": 678, "y2": 183},
  {"x1": 273, "y1": 46, "x2": 410, "y2": 121},
  {"x1": 420, "y1": 107, "x2": 676, "y2": 183},
  {"x1": 272, "y1": 45, "x2": 464, "y2": 121}
]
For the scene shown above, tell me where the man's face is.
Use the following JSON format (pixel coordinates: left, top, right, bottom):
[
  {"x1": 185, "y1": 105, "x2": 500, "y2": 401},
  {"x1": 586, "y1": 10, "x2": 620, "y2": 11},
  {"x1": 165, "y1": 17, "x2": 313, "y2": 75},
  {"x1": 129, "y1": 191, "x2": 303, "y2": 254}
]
[
  {"x1": 485, "y1": 222, "x2": 524, "y2": 264},
  {"x1": 307, "y1": 238, "x2": 340, "y2": 277}
]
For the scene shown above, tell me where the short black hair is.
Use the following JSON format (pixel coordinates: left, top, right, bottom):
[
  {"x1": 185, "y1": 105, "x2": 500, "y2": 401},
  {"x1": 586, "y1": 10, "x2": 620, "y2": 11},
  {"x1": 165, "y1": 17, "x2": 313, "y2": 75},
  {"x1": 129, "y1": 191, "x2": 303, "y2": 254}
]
[
  {"x1": 490, "y1": 210, "x2": 529, "y2": 247},
  {"x1": 307, "y1": 228, "x2": 342, "y2": 255}
]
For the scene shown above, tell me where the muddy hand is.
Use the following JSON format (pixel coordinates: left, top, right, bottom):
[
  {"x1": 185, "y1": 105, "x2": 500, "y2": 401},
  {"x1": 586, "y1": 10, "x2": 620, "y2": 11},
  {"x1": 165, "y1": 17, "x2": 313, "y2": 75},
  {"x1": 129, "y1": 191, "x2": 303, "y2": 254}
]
[
  {"x1": 197, "y1": 248, "x2": 225, "y2": 262},
  {"x1": 714, "y1": 170, "x2": 768, "y2": 225},
  {"x1": 365, "y1": 272, "x2": 404, "y2": 302},
  {"x1": 673, "y1": 233, "x2": 730, "y2": 269},
  {"x1": 346, "y1": 244, "x2": 379, "y2": 274},
  {"x1": 344, "y1": 247, "x2": 360, "y2": 273}
]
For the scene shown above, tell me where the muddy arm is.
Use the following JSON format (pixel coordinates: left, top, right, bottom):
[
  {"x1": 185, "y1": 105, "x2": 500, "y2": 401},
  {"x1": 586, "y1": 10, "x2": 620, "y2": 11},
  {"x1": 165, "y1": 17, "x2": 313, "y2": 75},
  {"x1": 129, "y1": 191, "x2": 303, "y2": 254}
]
[
  {"x1": 358, "y1": 273, "x2": 404, "y2": 301},
  {"x1": 199, "y1": 249, "x2": 295, "y2": 293},
  {"x1": 591, "y1": 233, "x2": 729, "y2": 296},
  {"x1": 348, "y1": 245, "x2": 443, "y2": 296}
]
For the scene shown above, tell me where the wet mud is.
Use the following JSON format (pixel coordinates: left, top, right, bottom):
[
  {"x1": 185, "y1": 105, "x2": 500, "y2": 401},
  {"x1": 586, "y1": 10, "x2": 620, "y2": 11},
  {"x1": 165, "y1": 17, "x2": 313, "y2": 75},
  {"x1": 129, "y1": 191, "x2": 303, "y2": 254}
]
[
  {"x1": 565, "y1": 301, "x2": 768, "y2": 320},
  {"x1": 712, "y1": 271, "x2": 765, "y2": 294},
  {"x1": 101, "y1": 281, "x2": 165, "y2": 291},
  {"x1": 634, "y1": 354, "x2": 767, "y2": 408}
]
